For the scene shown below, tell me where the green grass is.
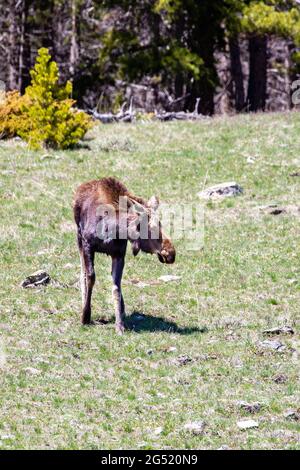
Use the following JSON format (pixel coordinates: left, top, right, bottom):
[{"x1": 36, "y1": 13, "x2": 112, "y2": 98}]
[{"x1": 0, "y1": 112, "x2": 299, "y2": 449}]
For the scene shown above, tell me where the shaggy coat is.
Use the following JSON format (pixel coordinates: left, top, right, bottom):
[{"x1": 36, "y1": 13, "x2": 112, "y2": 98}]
[{"x1": 74, "y1": 177, "x2": 176, "y2": 334}]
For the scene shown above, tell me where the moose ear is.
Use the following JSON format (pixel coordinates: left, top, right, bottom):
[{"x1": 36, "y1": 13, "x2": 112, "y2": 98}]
[
  {"x1": 148, "y1": 195, "x2": 159, "y2": 211},
  {"x1": 131, "y1": 240, "x2": 141, "y2": 257}
]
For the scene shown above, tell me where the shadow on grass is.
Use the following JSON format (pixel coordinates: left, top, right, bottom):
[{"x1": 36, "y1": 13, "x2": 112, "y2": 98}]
[
  {"x1": 124, "y1": 311, "x2": 207, "y2": 335},
  {"x1": 93, "y1": 312, "x2": 207, "y2": 335}
]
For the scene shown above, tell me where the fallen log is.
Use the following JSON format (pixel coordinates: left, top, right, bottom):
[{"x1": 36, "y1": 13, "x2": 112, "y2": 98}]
[
  {"x1": 155, "y1": 111, "x2": 206, "y2": 121},
  {"x1": 90, "y1": 109, "x2": 207, "y2": 123},
  {"x1": 88, "y1": 97, "x2": 208, "y2": 123}
]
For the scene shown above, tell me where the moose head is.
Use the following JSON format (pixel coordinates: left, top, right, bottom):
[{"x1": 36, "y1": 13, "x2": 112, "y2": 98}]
[{"x1": 128, "y1": 195, "x2": 176, "y2": 264}]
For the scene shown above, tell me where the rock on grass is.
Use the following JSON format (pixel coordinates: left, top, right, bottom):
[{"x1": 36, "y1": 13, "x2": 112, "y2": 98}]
[
  {"x1": 262, "y1": 326, "x2": 294, "y2": 336},
  {"x1": 198, "y1": 182, "x2": 243, "y2": 200},
  {"x1": 273, "y1": 374, "x2": 288, "y2": 384},
  {"x1": 23, "y1": 367, "x2": 41, "y2": 376},
  {"x1": 237, "y1": 419, "x2": 259, "y2": 430},
  {"x1": 284, "y1": 410, "x2": 300, "y2": 421},
  {"x1": 21, "y1": 270, "x2": 51, "y2": 288},
  {"x1": 259, "y1": 339, "x2": 286, "y2": 352},
  {"x1": 238, "y1": 401, "x2": 261, "y2": 413},
  {"x1": 175, "y1": 355, "x2": 193, "y2": 366},
  {"x1": 183, "y1": 421, "x2": 206, "y2": 435},
  {"x1": 153, "y1": 427, "x2": 163, "y2": 436}
]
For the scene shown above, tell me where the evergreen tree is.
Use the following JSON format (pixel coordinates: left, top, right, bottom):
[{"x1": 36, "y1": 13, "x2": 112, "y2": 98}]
[{"x1": 20, "y1": 48, "x2": 92, "y2": 149}]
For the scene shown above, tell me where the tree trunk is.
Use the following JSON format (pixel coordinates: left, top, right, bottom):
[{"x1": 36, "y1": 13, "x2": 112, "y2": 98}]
[
  {"x1": 190, "y1": 78, "x2": 215, "y2": 115},
  {"x1": 229, "y1": 35, "x2": 245, "y2": 112},
  {"x1": 186, "y1": 41, "x2": 216, "y2": 115},
  {"x1": 173, "y1": 16, "x2": 184, "y2": 108},
  {"x1": 18, "y1": 0, "x2": 31, "y2": 93},
  {"x1": 8, "y1": 0, "x2": 18, "y2": 90},
  {"x1": 288, "y1": 41, "x2": 297, "y2": 109},
  {"x1": 174, "y1": 74, "x2": 184, "y2": 100},
  {"x1": 69, "y1": 0, "x2": 79, "y2": 78},
  {"x1": 40, "y1": 0, "x2": 55, "y2": 52},
  {"x1": 247, "y1": 35, "x2": 267, "y2": 112}
]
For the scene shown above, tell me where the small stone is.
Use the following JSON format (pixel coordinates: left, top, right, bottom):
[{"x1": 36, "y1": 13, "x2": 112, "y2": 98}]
[
  {"x1": 262, "y1": 326, "x2": 294, "y2": 336},
  {"x1": 158, "y1": 275, "x2": 181, "y2": 283},
  {"x1": 183, "y1": 420, "x2": 206, "y2": 435},
  {"x1": 237, "y1": 419, "x2": 259, "y2": 430},
  {"x1": 23, "y1": 367, "x2": 41, "y2": 376},
  {"x1": 269, "y1": 208, "x2": 286, "y2": 215},
  {"x1": 147, "y1": 349, "x2": 154, "y2": 355},
  {"x1": 273, "y1": 374, "x2": 288, "y2": 384},
  {"x1": 21, "y1": 270, "x2": 51, "y2": 288},
  {"x1": 166, "y1": 346, "x2": 177, "y2": 353},
  {"x1": 238, "y1": 401, "x2": 261, "y2": 413},
  {"x1": 17, "y1": 340, "x2": 30, "y2": 348},
  {"x1": 264, "y1": 204, "x2": 300, "y2": 217},
  {"x1": 153, "y1": 427, "x2": 163, "y2": 436},
  {"x1": 284, "y1": 410, "x2": 300, "y2": 421},
  {"x1": 176, "y1": 355, "x2": 192, "y2": 366},
  {"x1": 259, "y1": 204, "x2": 278, "y2": 210},
  {"x1": 198, "y1": 181, "x2": 243, "y2": 200},
  {"x1": 259, "y1": 339, "x2": 286, "y2": 351}
]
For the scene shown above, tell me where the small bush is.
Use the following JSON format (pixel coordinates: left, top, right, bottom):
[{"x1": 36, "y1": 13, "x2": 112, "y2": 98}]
[
  {"x1": 0, "y1": 91, "x2": 30, "y2": 139},
  {"x1": 19, "y1": 48, "x2": 93, "y2": 149}
]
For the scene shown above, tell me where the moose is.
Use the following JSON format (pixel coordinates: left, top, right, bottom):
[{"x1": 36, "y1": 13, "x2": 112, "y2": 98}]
[{"x1": 73, "y1": 177, "x2": 176, "y2": 334}]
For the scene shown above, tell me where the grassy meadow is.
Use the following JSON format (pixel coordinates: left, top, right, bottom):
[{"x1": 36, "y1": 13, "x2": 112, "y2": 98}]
[{"x1": 0, "y1": 112, "x2": 299, "y2": 449}]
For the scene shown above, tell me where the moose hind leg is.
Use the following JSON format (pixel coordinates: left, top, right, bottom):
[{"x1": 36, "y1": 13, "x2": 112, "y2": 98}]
[
  {"x1": 81, "y1": 247, "x2": 95, "y2": 325},
  {"x1": 111, "y1": 257, "x2": 125, "y2": 334},
  {"x1": 77, "y1": 230, "x2": 87, "y2": 309},
  {"x1": 79, "y1": 250, "x2": 87, "y2": 308}
]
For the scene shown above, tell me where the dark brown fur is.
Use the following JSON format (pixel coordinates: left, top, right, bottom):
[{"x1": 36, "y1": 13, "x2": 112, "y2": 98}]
[{"x1": 73, "y1": 177, "x2": 176, "y2": 334}]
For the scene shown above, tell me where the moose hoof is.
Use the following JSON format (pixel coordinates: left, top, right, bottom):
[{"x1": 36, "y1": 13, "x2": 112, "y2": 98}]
[{"x1": 116, "y1": 323, "x2": 125, "y2": 335}]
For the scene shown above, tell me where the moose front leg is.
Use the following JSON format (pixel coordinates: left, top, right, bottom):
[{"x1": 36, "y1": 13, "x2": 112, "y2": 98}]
[{"x1": 111, "y1": 257, "x2": 125, "y2": 335}]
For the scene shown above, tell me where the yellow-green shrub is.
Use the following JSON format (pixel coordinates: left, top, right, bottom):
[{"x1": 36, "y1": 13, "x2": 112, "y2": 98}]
[
  {"x1": 19, "y1": 48, "x2": 93, "y2": 149},
  {"x1": 0, "y1": 91, "x2": 30, "y2": 139}
]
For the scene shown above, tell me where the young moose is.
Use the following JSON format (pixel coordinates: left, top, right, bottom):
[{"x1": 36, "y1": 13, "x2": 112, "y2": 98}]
[{"x1": 73, "y1": 177, "x2": 176, "y2": 334}]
